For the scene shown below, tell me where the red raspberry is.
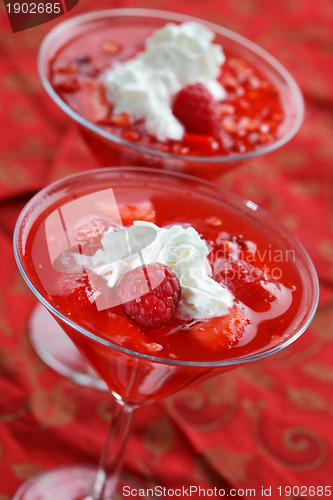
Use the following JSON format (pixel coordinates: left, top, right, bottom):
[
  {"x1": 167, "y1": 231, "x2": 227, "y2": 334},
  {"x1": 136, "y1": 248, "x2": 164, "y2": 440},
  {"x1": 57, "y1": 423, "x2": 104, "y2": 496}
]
[
  {"x1": 172, "y1": 83, "x2": 220, "y2": 136},
  {"x1": 117, "y1": 263, "x2": 181, "y2": 329}
]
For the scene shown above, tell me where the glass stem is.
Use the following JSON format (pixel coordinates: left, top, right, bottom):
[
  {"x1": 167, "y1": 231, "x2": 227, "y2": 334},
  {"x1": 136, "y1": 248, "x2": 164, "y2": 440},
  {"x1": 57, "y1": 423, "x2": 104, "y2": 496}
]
[{"x1": 89, "y1": 399, "x2": 137, "y2": 500}]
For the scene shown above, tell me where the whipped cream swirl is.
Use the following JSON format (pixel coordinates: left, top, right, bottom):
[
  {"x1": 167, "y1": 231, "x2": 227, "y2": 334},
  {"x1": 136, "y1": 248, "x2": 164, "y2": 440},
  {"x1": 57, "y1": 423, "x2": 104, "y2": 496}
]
[
  {"x1": 92, "y1": 221, "x2": 233, "y2": 319},
  {"x1": 104, "y1": 22, "x2": 226, "y2": 141}
]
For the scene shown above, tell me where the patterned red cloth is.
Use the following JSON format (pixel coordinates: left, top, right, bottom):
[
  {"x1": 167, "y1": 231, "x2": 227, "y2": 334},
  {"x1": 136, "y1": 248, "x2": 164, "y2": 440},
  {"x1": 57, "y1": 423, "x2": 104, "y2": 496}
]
[{"x1": 0, "y1": 0, "x2": 333, "y2": 498}]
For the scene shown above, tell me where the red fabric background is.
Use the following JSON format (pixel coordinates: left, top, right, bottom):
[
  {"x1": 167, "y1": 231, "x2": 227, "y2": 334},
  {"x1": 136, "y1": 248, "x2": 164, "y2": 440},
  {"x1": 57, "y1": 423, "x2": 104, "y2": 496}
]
[{"x1": 0, "y1": 0, "x2": 333, "y2": 498}]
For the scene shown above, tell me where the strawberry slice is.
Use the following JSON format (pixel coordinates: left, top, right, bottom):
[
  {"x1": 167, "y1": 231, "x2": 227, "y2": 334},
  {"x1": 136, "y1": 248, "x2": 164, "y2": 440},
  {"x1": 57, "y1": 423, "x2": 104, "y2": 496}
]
[
  {"x1": 50, "y1": 272, "x2": 86, "y2": 296},
  {"x1": 172, "y1": 83, "x2": 220, "y2": 137},
  {"x1": 53, "y1": 74, "x2": 80, "y2": 93},
  {"x1": 53, "y1": 59, "x2": 79, "y2": 74},
  {"x1": 182, "y1": 133, "x2": 223, "y2": 154},
  {"x1": 72, "y1": 216, "x2": 121, "y2": 256},
  {"x1": 190, "y1": 305, "x2": 247, "y2": 352},
  {"x1": 97, "y1": 201, "x2": 156, "y2": 226},
  {"x1": 213, "y1": 259, "x2": 276, "y2": 312},
  {"x1": 73, "y1": 79, "x2": 110, "y2": 124},
  {"x1": 49, "y1": 272, "x2": 97, "y2": 322},
  {"x1": 119, "y1": 202, "x2": 156, "y2": 226},
  {"x1": 101, "y1": 41, "x2": 122, "y2": 55},
  {"x1": 101, "y1": 312, "x2": 163, "y2": 356},
  {"x1": 73, "y1": 216, "x2": 117, "y2": 242},
  {"x1": 110, "y1": 113, "x2": 131, "y2": 127}
]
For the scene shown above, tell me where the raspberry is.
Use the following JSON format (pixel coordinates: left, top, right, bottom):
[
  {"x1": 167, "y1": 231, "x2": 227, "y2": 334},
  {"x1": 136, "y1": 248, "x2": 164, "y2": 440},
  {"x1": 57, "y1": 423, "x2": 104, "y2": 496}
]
[
  {"x1": 117, "y1": 263, "x2": 181, "y2": 329},
  {"x1": 172, "y1": 83, "x2": 220, "y2": 136}
]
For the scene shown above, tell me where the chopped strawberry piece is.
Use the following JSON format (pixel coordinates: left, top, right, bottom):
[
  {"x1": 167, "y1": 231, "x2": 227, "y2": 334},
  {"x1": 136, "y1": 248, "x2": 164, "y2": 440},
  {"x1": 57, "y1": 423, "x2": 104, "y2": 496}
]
[
  {"x1": 74, "y1": 80, "x2": 110, "y2": 124},
  {"x1": 219, "y1": 104, "x2": 236, "y2": 116},
  {"x1": 120, "y1": 202, "x2": 156, "y2": 226},
  {"x1": 122, "y1": 129, "x2": 141, "y2": 142},
  {"x1": 72, "y1": 216, "x2": 121, "y2": 256},
  {"x1": 213, "y1": 259, "x2": 276, "y2": 312},
  {"x1": 190, "y1": 305, "x2": 247, "y2": 351},
  {"x1": 101, "y1": 41, "x2": 122, "y2": 55},
  {"x1": 117, "y1": 263, "x2": 181, "y2": 329},
  {"x1": 49, "y1": 272, "x2": 96, "y2": 321},
  {"x1": 73, "y1": 217, "x2": 116, "y2": 242},
  {"x1": 79, "y1": 239, "x2": 104, "y2": 257},
  {"x1": 53, "y1": 74, "x2": 80, "y2": 93},
  {"x1": 96, "y1": 201, "x2": 156, "y2": 226},
  {"x1": 110, "y1": 113, "x2": 131, "y2": 127},
  {"x1": 50, "y1": 273, "x2": 85, "y2": 296},
  {"x1": 53, "y1": 60, "x2": 79, "y2": 74},
  {"x1": 172, "y1": 83, "x2": 220, "y2": 137},
  {"x1": 100, "y1": 313, "x2": 162, "y2": 355},
  {"x1": 182, "y1": 133, "x2": 222, "y2": 154}
]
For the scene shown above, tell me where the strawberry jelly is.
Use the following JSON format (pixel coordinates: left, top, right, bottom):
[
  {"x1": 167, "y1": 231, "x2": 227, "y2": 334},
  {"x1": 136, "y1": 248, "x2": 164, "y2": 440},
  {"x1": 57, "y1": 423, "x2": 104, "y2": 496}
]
[
  {"x1": 48, "y1": 21, "x2": 285, "y2": 158},
  {"x1": 23, "y1": 171, "x2": 306, "y2": 402}
]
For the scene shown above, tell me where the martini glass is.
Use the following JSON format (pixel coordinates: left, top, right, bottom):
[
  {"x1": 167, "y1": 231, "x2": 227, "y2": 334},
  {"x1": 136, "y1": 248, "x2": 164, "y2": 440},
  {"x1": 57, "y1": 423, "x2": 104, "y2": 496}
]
[
  {"x1": 13, "y1": 167, "x2": 318, "y2": 499},
  {"x1": 34, "y1": 8, "x2": 305, "y2": 387},
  {"x1": 38, "y1": 8, "x2": 304, "y2": 178}
]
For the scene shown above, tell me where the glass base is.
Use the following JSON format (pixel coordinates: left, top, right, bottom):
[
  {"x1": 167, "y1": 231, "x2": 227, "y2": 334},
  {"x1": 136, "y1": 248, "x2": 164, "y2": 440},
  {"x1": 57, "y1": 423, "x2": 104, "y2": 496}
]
[
  {"x1": 29, "y1": 303, "x2": 108, "y2": 391},
  {"x1": 12, "y1": 465, "x2": 153, "y2": 499}
]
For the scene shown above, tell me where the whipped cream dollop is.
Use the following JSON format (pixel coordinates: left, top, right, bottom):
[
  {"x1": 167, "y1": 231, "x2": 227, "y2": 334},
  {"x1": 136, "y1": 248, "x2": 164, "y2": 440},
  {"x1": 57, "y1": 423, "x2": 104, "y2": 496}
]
[
  {"x1": 92, "y1": 221, "x2": 233, "y2": 319},
  {"x1": 104, "y1": 22, "x2": 226, "y2": 141}
]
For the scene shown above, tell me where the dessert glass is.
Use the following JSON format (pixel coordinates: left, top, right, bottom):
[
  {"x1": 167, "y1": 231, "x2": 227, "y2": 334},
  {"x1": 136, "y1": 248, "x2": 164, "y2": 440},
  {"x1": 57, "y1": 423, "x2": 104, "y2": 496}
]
[
  {"x1": 13, "y1": 167, "x2": 318, "y2": 500},
  {"x1": 35, "y1": 9, "x2": 305, "y2": 386},
  {"x1": 38, "y1": 8, "x2": 304, "y2": 177}
]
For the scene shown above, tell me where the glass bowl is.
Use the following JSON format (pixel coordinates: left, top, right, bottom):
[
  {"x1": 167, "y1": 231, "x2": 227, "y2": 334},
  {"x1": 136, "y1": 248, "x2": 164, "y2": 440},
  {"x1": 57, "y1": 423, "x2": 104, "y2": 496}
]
[
  {"x1": 38, "y1": 8, "x2": 304, "y2": 180},
  {"x1": 13, "y1": 166, "x2": 318, "y2": 499}
]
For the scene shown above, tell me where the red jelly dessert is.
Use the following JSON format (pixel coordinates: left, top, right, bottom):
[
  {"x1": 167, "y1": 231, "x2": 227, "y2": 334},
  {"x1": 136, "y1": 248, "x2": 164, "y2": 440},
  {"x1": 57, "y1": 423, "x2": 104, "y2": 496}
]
[
  {"x1": 40, "y1": 10, "x2": 304, "y2": 175},
  {"x1": 17, "y1": 169, "x2": 317, "y2": 403},
  {"x1": 49, "y1": 22, "x2": 283, "y2": 156}
]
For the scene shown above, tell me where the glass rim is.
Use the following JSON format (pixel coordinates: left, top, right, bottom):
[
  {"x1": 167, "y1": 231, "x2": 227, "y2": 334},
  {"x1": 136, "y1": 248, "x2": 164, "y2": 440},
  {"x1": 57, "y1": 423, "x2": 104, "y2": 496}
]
[
  {"x1": 14, "y1": 166, "x2": 319, "y2": 369},
  {"x1": 38, "y1": 7, "x2": 305, "y2": 164}
]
